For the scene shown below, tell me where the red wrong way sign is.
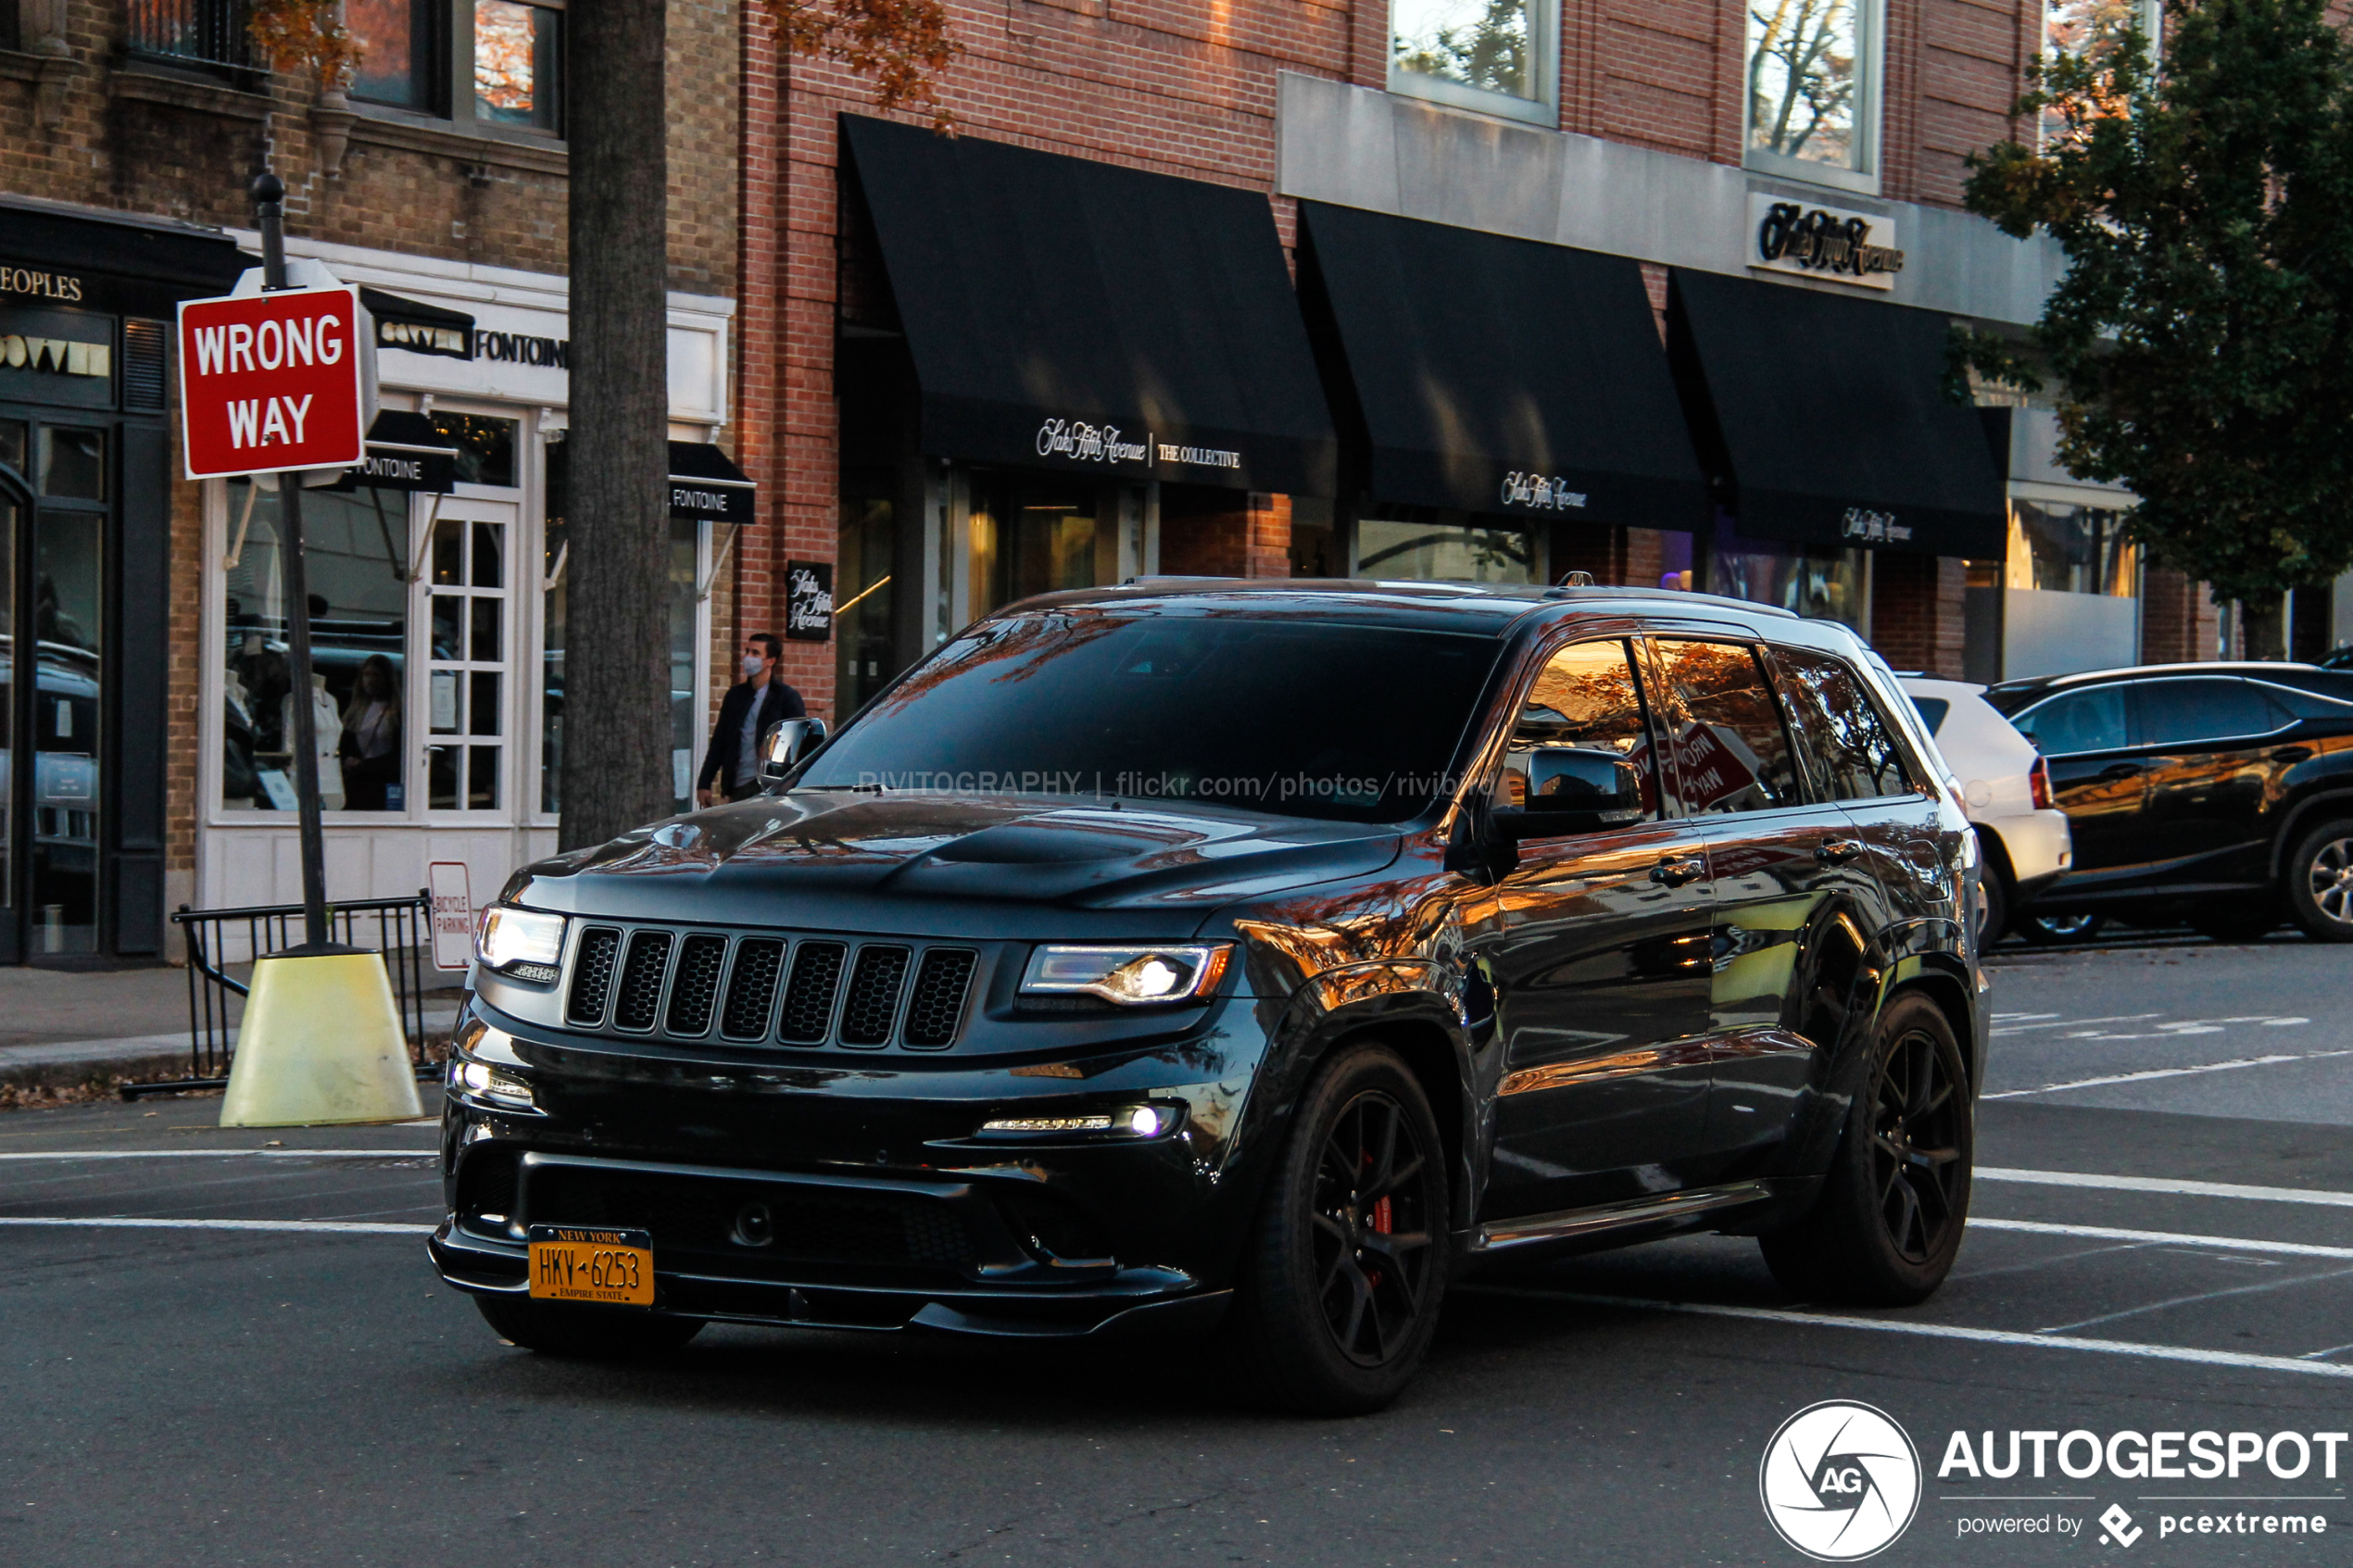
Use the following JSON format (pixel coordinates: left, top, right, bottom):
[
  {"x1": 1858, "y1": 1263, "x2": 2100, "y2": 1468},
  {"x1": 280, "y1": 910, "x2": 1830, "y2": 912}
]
[{"x1": 178, "y1": 285, "x2": 365, "y2": 479}]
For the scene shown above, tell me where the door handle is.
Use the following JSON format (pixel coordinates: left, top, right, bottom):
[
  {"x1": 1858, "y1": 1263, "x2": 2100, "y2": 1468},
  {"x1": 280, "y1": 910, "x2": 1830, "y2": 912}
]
[
  {"x1": 2271, "y1": 746, "x2": 2314, "y2": 765},
  {"x1": 1816, "y1": 839, "x2": 1865, "y2": 865},
  {"x1": 1651, "y1": 857, "x2": 1705, "y2": 887},
  {"x1": 2096, "y1": 763, "x2": 2145, "y2": 782}
]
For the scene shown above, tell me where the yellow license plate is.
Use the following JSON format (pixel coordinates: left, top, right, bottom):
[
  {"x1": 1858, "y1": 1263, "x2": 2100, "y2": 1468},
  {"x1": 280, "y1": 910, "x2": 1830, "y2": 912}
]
[{"x1": 526, "y1": 1225, "x2": 654, "y2": 1307}]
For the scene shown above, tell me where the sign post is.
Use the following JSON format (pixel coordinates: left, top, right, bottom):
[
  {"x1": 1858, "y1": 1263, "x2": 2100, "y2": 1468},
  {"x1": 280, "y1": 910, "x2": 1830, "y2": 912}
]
[
  {"x1": 187, "y1": 175, "x2": 421, "y2": 1128},
  {"x1": 178, "y1": 174, "x2": 365, "y2": 949}
]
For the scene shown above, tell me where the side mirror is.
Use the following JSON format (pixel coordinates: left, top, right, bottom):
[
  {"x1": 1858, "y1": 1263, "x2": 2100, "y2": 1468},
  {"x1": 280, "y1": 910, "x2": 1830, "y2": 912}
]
[
  {"x1": 1491, "y1": 750, "x2": 1644, "y2": 840},
  {"x1": 757, "y1": 716, "x2": 828, "y2": 784}
]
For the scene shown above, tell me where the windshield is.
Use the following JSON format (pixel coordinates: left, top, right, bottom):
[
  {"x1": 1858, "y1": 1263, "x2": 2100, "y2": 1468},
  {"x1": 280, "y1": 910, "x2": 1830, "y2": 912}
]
[{"x1": 800, "y1": 611, "x2": 1504, "y2": 822}]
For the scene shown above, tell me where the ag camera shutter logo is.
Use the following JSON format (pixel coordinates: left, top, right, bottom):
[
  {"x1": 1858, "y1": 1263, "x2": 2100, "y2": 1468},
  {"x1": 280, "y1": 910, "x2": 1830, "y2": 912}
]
[{"x1": 1760, "y1": 1400, "x2": 1922, "y2": 1560}]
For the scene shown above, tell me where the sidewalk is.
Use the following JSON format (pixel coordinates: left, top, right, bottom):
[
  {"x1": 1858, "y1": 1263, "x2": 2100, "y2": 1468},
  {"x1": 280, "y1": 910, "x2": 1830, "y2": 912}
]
[{"x1": 0, "y1": 962, "x2": 467, "y2": 1092}]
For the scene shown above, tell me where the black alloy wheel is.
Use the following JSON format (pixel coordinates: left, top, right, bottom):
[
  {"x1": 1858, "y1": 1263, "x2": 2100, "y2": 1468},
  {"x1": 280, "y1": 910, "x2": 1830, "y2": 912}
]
[
  {"x1": 1760, "y1": 993, "x2": 1973, "y2": 1306},
  {"x1": 1868, "y1": 1020, "x2": 1969, "y2": 1268},
  {"x1": 2287, "y1": 820, "x2": 2353, "y2": 943},
  {"x1": 1311, "y1": 1091, "x2": 1436, "y2": 1368},
  {"x1": 1222, "y1": 1042, "x2": 1450, "y2": 1414}
]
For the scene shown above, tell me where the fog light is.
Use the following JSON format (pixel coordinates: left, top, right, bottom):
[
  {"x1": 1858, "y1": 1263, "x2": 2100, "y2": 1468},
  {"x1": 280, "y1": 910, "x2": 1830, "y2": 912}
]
[
  {"x1": 975, "y1": 1105, "x2": 1179, "y2": 1139},
  {"x1": 449, "y1": 1058, "x2": 535, "y2": 1110},
  {"x1": 1126, "y1": 1105, "x2": 1164, "y2": 1136}
]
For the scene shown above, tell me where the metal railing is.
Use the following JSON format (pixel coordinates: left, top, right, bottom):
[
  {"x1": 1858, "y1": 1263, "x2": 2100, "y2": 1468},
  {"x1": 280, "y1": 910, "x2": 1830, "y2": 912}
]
[
  {"x1": 124, "y1": 0, "x2": 256, "y2": 79},
  {"x1": 123, "y1": 893, "x2": 445, "y2": 1098}
]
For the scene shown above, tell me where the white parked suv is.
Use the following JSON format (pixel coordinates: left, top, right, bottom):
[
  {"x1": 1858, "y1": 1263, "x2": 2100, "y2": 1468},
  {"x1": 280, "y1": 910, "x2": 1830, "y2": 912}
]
[{"x1": 1899, "y1": 678, "x2": 2073, "y2": 941}]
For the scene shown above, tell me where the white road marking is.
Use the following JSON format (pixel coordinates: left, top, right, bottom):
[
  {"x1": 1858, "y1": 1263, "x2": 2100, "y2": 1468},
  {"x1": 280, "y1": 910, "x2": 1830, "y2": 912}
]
[
  {"x1": 2035, "y1": 1264, "x2": 2353, "y2": 1336},
  {"x1": 1970, "y1": 1217, "x2": 2353, "y2": 1261},
  {"x1": 0, "y1": 1148, "x2": 435, "y2": 1160},
  {"x1": 1982, "y1": 1049, "x2": 2353, "y2": 1099},
  {"x1": 0, "y1": 1217, "x2": 431, "y2": 1234},
  {"x1": 1991, "y1": 1014, "x2": 2159, "y2": 1035},
  {"x1": 1464, "y1": 1286, "x2": 2353, "y2": 1382},
  {"x1": 1980, "y1": 1167, "x2": 2353, "y2": 1206}
]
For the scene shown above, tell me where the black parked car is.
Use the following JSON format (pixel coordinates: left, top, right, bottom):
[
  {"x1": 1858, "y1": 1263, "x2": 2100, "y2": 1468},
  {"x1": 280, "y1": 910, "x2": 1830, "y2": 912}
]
[
  {"x1": 432, "y1": 583, "x2": 1984, "y2": 1413},
  {"x1": 1985, "y1": 663, "x2": 2353, "y2": 942}
]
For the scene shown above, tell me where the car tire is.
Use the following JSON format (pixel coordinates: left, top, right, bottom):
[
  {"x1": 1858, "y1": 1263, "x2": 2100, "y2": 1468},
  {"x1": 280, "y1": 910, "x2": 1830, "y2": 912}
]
[
  {"x1": 2019, "y1": 911, "x2": 2105, "y2": 946},
  {"x1": 2285, "y1": 819, "x2": 2353, "y2": 943},
  {"x1": 1220, "y1": 1042, "x2": 1450, "y2": 1416},
  {"x1": 474, "y1": 1294, "x2": 704, "y2": 1358},
  {"x1": 1759, "y1": 994, "x2": 1972, "y2": 1307},
  {"x1": 1976, "y1": 867, "x2": 2009, "y2": 948}
]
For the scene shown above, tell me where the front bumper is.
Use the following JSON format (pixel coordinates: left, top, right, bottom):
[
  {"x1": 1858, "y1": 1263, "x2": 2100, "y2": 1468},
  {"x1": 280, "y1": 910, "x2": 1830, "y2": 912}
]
[{"x1": 428, "y1": 993, "x2": 1274, "y2": 1339}]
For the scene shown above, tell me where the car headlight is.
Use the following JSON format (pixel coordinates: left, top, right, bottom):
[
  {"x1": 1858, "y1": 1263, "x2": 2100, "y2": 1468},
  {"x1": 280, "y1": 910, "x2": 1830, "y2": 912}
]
[
  {"x1": 475, "y1": 906, "x2": 566, "y2": 980},
  {"x1": 1020, "y1": 944, "x2": 1231, "y2": 1005}
]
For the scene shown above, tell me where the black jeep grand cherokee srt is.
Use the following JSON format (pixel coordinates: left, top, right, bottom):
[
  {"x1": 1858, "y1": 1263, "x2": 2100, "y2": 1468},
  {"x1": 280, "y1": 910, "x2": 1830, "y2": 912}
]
[{"x1": 432, "y1": 582, "x2": 1984, "y2": 1413}]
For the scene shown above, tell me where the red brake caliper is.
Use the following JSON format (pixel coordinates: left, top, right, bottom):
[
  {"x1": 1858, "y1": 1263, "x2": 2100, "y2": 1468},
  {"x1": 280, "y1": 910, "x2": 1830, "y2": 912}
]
[{"x1": 1363, "y1": 1146, "x2": 1393, "y2": 1287}]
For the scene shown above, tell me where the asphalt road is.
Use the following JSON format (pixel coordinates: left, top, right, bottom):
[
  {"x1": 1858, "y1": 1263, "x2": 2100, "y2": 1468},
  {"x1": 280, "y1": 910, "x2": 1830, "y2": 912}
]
[{"x1": 6, "y1": 935, "x2": 2353, "y2": 1566}]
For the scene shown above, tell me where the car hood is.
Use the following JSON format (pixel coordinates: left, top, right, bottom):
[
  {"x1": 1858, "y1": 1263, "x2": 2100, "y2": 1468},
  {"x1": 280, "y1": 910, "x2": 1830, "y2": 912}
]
[{"x1": 506, "y1": 791, "x2": 1404, "y2": 934}]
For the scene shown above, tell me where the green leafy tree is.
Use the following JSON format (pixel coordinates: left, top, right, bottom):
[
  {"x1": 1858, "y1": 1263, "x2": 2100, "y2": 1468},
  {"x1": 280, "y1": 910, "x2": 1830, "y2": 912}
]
[{"x1": 1962, "y1": 0, "x2": 2353, "y2": 658}]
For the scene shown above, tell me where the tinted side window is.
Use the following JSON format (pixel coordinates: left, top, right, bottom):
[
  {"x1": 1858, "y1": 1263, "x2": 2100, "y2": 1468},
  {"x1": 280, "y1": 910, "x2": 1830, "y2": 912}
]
[
  {"x1": 1773, "y1": 647, "x2": 1916, "y2": 801},
  {"x1": 1909, "y1": 696, "x2": 1950, "y2": 736},
  {"x1": 1650, "y1": 640, "x2": 1803, "y2": 815},
  {"x1": 2012, "y1": 686, "x2": 2128, "y2": 754},
  {"x1": 1494, "y1": 639, "x2": 1661, "y2": 821},
  {"x1": 2134, "y1": 678, "x2": 2284, "y2": 746}
]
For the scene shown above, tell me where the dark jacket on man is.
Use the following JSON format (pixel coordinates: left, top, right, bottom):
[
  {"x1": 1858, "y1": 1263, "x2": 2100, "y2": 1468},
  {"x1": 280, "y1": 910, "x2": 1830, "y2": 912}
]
[{"x1": 698, "y1": 677, "x2": 807, "y2": 798}]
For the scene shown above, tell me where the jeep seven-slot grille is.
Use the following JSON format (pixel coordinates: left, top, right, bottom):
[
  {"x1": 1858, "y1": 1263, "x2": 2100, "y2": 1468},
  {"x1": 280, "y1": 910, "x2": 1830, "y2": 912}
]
[
  {"x1": 560, "y1": 927, "x2": 973, "y2": 1050},
  {"x1": 903, "y1": 949, "x2": 977, "y2": 1048},
  {"x1": 566, "y1": 928, "x2": 622, "y2": 1024},
  {"x1": 840, "y1": 946, "x2": 912, "y2": 1047},
  {"x1": 612, "y1": 931, "x2": 673, "y2": 1031}
]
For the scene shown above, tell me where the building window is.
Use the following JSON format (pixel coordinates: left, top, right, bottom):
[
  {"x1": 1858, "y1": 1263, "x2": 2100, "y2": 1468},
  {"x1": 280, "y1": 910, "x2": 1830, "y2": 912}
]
[
  {"x1": 125, "y1": 0, "x2": 256, "y2": 79},
  {"x1": 1389, "y1": 0, "x2": 1557, "y2": 126},
  {"x1": 220, "y1": 480, "x2": 411, "y2": 814},
  {"x1": 2007, "y1": 499, "x2": 2138, "y2": 596},
  {"x1": 1745, "y1": 0, "x2": 1882, "y2": 192},
  {"x1": 344, "y1": 0, "x2": 563, "y2": 137},
  {"x1": 2042, "y1": 1, "x2": 2161, "y2": 147},
  {"x1": 1353, "y1": 508, "x2": 1538, "y2": 583},
  {"x1": 349, "y1": 0, "x2": 444, "y2": 112}
]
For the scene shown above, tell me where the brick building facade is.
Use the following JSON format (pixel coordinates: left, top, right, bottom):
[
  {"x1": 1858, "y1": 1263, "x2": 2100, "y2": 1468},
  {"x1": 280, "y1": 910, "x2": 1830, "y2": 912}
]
[
  {"x1": 0, "y1": 0, "x2": 738, "y2": 960},
  {"x1": 727, "y1": 0, "x2": 2198, "y2": 721}
]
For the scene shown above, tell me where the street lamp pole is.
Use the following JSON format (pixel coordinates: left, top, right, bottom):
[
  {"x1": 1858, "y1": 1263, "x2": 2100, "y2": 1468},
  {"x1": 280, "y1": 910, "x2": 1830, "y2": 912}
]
[{"x1": 250, "y1": 172, "x2": 333, "y2": 951}]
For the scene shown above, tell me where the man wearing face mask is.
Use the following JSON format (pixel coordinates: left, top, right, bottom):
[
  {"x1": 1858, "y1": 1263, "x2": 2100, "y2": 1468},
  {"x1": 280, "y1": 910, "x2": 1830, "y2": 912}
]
[{"x1": 696, "y1": 633, "x2": 807, "y2": 806}]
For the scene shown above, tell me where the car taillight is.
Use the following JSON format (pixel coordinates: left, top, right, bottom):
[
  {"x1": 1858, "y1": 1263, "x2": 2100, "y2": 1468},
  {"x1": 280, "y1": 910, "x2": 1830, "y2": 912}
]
[{"x1": 2029, "y1": 755, "x2": 2054, "y2": 811}]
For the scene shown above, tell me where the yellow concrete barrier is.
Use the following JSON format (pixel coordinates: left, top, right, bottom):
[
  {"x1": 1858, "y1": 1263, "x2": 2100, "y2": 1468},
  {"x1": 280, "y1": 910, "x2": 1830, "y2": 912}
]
[{"x1": 220, "y1": 951, "x2": 425, "y2": 1127}]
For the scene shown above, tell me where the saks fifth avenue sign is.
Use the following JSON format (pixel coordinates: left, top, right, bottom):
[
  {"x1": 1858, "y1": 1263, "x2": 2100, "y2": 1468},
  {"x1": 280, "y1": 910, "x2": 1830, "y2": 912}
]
[
  {"x1": 1751, "y1": 196, "x2": 1905, "y2": 291},
  {"x1": 1036, "y1": 417, "x2": 1242, "y2": 475},
  {"x1": 1842, "y1": 507, "x2": 1911, "y2": 544},
  {"x1": 1501, "y1": 471, "x2": 1588, "y2": 512}
]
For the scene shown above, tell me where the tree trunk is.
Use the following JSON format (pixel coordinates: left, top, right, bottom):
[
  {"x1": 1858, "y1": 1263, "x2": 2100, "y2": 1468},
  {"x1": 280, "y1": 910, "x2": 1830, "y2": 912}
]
[
  {"x1": 560, "y1": 0, "x2": 673, "y2": 852},
  {"x1": 2239, "y1": 594, "x2": 2288, "y2": 662}
]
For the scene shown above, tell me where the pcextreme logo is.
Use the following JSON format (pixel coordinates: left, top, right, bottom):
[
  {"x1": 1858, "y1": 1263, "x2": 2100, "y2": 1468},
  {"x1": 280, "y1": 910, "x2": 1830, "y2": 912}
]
[{"x1": 1761, "y1": 1400, "x2": 1923, "y2": 1561}]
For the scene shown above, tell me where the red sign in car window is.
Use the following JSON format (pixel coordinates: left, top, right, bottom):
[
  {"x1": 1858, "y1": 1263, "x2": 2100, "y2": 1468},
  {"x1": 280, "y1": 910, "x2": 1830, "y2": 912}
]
[{"x1": 177, "y1": 285, "x2": 365, "y2": 479}]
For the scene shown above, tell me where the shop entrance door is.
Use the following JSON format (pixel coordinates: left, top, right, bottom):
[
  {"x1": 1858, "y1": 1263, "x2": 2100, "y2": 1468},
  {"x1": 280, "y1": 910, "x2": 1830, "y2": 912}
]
[{"x1": 0, "y1": 441, "x2": 106, "y2": 963}]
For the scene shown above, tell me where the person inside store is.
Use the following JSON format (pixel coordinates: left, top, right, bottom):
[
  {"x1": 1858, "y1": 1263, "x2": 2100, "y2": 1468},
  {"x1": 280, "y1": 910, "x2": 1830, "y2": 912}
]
[
  {"x1": 697, "y1": 633, "x2": 806, "y2": 806},
  {"x1": 339, "y1": 654, "x2": 404, "y2": 810}
]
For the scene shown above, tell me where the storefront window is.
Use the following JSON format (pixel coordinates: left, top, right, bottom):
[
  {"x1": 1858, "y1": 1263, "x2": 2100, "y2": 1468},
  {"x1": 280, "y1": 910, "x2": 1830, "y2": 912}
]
[
  {"x1": 426, "y1": 516, "x2": 509, "y2": 810},
  {"x1": 1354, "y1": 508, "x2": 1537, "y2": 583},
  {"x1": 474, "y1": 0, "x2": 562, "y2": 132},
  {"x1": 541, "y1": 509, "x2": 566, "y2": 814},
  {"x1": 1390, "y1": 0, "x2": 1554, "y2": 120},
  {"x1": 1747, "y1": 0, "x2": 1881, "y2": 182},
  {"x1": 667, "y1": 517, "x2": 697, "y2": 812},
  {"x1": 428, "y1": 411, "x2": 517, "y2": 486},
  {"x1": 2007, "y1": 499, "x2": 2137, "y2": 596},
  {"x1": 1708, "y1": 531, "x2": 1870, "y2": 632},
  {"x1": 35, "y1": 428, "x2": 105, "y2": 500},
  {"x1": 967, "y1": 476, "x2": 1116, "y2": 616},
  {"x1": 837, "y1": 488, "x2": 896, "y2": 717},
  {"x1": 220, "y1": 481, "x2": 411, "y2": 813}
]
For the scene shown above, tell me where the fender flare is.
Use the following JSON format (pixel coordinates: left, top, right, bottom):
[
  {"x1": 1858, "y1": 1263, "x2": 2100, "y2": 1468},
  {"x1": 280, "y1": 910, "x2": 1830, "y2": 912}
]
[{"x1": 2271, "y1": 788, "x2": 2353, "y2": 879}]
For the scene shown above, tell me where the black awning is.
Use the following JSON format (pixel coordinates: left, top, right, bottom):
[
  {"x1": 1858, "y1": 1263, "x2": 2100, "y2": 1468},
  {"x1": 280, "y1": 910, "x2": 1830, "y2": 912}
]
[
  {"x1": 839, "y1": 115, "x2": 1336, "y2": 495},
  {"x1": 325, "y1": 410, "x2": 458, "y2": 494},
  {"x1": 0, "y1": 197, "x2": 248, "y2": 318},
  {"x1": 1667, "y1": 270, "x2": 2005, "y2": 558},
  {"x1": 668, "y1": 441, "x2": 754, "y2": 522},
  {"x1": 1296, "y1": 203, "x2": 1706, "y2": 528},
  {"x1": 361, "y1": 286, "x2": 474, "y2": 359}
]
